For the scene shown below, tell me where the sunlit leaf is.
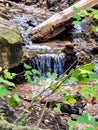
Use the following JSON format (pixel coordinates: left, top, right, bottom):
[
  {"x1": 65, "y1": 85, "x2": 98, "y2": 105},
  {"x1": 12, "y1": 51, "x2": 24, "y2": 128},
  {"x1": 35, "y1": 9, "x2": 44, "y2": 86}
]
[
  {"x1": 4, "y1": 69, "x2": 16, "y2": 80},
  {"x1": 54, "y1": 103, "x2": 61, "y2": 112},
  {"x1": 72, "y1": 21, "x2": 81, "y2": 25},
  {"x1": 0, "y1": 85, "x2": 10, "y2": 98},
  {"x1": 89, "y1": 118, "x2": 98, "y2": 126},
  {"x1": 47, "y1": 72, "x2": 57, "y2": 79},
  {"x1": 24, "y1": 63, "x2": 32, "y2": 69},
  {"x1": 0, "y1": 67, "x2": 2, "y2": 72},
  {"x1": 68, "y1": 120, "x2": 76, "y2": 130},
  {"x1": 94, "y1": 14, "x2": 98, "y2": 20},
  {"x1": 73, "y1": 7, "x2": 81, "y2": 13},
  {"x1": 79, "y1": 11, "x2": 89, "y2": 17},
  {"x1": 62, "y1": 89, "x2": 72, "y2": 95},
  {"x1": 80, "y1": 63, "x2": 95, "y2": 71},
  {"x1": 39, "y1": 81, "x2": 49, "y2": 86},
  {"x1": 63, "y1": 95, "x2": 76, "y2": 106},
  {"x1": 77, "y1": 113, "x2": 88, "y2": 123},
  {"x1": 84, "y1": 127, "x2": 94, "y2": 130},
  {"x1": 73, "y1": 14, "x2": 81, "y2": 20},
  {"x1": 0, "y1": 77, "x2": 15, "y2": 87},
  {"x1": 32, "y1": 69, "x2": 40, "y2": 75},
  {"x1": 24, "y1": 70, "x2": 32, "y2": 76},
  {"x1": 35, "y1": 77, "x2": 43, "y2": 83},
  {"x1": 50, "y1": 81, "x2": 56, "y2": 91},
  {"x1": 8, "y1": 94, "x2": 20, "y2": 107}
]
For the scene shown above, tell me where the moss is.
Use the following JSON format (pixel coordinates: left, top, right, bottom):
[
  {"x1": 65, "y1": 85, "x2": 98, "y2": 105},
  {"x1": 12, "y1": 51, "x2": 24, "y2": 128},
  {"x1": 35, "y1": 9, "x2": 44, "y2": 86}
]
[{"x1": 0, "y1": 28, "x2": 23, "y2": 44}]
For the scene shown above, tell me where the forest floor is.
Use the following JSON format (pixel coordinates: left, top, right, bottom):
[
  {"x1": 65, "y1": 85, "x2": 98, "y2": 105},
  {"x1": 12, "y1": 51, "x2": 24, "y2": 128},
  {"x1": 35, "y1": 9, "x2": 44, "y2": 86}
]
[{"x1": 0, "y1": 0, "x2": 98, "y2": 130}]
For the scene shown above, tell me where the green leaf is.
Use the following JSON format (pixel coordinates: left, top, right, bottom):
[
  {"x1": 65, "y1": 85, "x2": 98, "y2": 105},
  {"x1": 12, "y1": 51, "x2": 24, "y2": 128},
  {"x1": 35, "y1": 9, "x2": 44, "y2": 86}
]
[
  {"x1": 32, "y1": 69, "x2": 40, "y2": 75},
  {"x1": 49, "y1": 81, "x2": 56, "y2": 91},
  {"x1": 0, "y1": 67, "x2": 2, "y2": 71},
  {"x1": 92, "y1": 25, "x2": 98, "y2": 32},
  {"x1": 3, "y1": 69, "x2": 17, "y2": 80},
  {"x1": 80, "y1": 87, "x2": 98, "y2": 98},
  {"x1": 25, "y1": 75, "x2": 34, "y2": 84},
  {"x1": 73, "y1": 14, "x2": 81, "y2": 20},
  {"x1": 94, "y1": 14, "x2": 98, "y2": 20},
  {"x1": 68, "y1": 120, "x2": 77, "y2": 130},
  {"x1": 47, "y1": 72, "x2": 57, "y2": 79},
  {"x1": 35, "y1": 77, "x2": 43, "y2": 82},
  {"x1": 84, "y1": 127, "x2": 95, "y2": 130},
  {"x1": 79, "y1": 11, "x2": 89, "y2": 17},
  {"x1": 63, "y1": 95, "x2": 76, "y2": 106},
  {"x1": 80, "y1": 87, "x2": 91, "y2": 98},
  {"x1": 80, "y1": 63, "x2": 95, "y2": 71},
  {"x1": 0, "y1": 85, "x2": 10, "y2": 98},
  {"x1": 89, "y1": 118, "x2": 98, "y2": 126},
  {"x1": 0, "y1": 77, "x2": 15, "y2": 87},
  {"x1": 93, "y1": 84, "x2": 98, "y2": 90},
  {"x1": 24, "y1": 63, "x2": 32, "y2": 69},
  {"x1": 54, "y1": 103, "x2": 61, "y2": 112},
  {"x1": 87, "y1": 7, "x2": 94, "y2": 12},
  {"x1": 72, "y1": 21, "x2": 81, "y2": 25},
  {"x1": 24, "y1": 70, "x2": 32, "y2": 77},
  {"x1": 73, "y1": 7, "x2": 81, "y2": 13},
  {"x1": 17, "y1": 121, "x2": 23, "y2": 126},
  {"x1": 4, "y1": 69, "x2": 13, "y2": 79},
  {"x1": 95, "y1": 26, "x2": 98, "y2": 32},
  {"x1": 62, "y1": 89, "x2": 72, "y2": 95},
  {"x1": 8, "y1": 94, "x2": 20, "y2": 107},
  {"x1": 77, "y1": 113, "x2": 88, "y2": 123}
]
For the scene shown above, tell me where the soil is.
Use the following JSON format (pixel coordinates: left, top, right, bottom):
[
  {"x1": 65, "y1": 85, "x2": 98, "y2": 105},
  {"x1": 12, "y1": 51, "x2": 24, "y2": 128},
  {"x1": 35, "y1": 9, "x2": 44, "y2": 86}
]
[
  {"x1": 0, "y1": 0, "x2": 98, "y2": 130},
  {"x1": 0, "y1": 92, "x2": 84, "y2": 130}
]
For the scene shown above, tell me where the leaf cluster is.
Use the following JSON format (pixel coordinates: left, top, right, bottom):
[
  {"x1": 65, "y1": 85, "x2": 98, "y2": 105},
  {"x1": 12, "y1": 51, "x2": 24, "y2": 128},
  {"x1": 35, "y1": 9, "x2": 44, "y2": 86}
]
[
  {"x1": 68, "y1": 113, "x2": 98, "y2": 130},
  {"x1": 73, "y1": 7, "x2": 98, "y2": 32}
]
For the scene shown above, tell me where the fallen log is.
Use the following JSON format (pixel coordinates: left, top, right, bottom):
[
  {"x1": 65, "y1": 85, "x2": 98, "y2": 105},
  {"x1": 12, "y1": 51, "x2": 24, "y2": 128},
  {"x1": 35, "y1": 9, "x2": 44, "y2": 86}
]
[{"x1": 29, "y1": 0, "x2": 98, "y2": 43}]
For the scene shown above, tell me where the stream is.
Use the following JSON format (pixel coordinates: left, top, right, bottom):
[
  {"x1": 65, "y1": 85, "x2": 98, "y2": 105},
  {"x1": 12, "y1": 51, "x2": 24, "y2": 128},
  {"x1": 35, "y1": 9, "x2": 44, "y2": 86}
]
[
  {"x1": 10, "y1": 9, "x2": 77, "y2": 78},
  {"x1": 7, "y1": 5, "x2": 98, "y2": 78}
]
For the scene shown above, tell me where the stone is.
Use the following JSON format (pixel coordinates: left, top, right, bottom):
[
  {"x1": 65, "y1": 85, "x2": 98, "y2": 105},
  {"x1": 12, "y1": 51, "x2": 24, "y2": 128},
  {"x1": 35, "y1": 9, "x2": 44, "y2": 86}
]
[{"x1": 0, "y1": 16, "x2": 23, "y2": 69}]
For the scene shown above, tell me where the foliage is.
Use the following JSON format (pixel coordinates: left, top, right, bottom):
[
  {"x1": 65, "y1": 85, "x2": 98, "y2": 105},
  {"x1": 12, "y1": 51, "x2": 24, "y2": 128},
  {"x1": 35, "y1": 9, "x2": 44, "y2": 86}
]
[
  {"x1": 73, "y1": 7, "x2": 98, "y2": 32},
  {"x1": 8, "y1": 94, "x2": 20, "y2": 107},
  {"x1": 0, "y1": 85, "x2": 10, "y2": 99},
  {"x1": 0, "y1": 62, "x2": 98, "y2": 128},
  {"x1": 54, "y1": 103, "x2": 61, "y2": 112},
  {"x1": 0, "y1": 67, "x2": 20, "y2": 107},
  {"x1": 24, "y1": 63, "x2": 41, "y2": 84},
  {"x1": 68, "y1": 113, "x2": 98, "y2": 130}
]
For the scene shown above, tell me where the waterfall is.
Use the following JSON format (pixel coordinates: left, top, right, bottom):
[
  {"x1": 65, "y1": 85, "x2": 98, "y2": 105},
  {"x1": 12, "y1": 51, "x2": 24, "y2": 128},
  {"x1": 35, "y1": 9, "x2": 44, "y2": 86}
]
[{"x1": 28, "y1": 53, "x2": 67, "y2": 77}]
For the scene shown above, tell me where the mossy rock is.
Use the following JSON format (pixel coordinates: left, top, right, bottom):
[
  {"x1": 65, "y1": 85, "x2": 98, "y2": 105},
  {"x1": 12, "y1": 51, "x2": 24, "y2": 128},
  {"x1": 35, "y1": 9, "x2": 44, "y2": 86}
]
[{"x1": 0, "y1": 17, "x2": 23, "y2": 69}]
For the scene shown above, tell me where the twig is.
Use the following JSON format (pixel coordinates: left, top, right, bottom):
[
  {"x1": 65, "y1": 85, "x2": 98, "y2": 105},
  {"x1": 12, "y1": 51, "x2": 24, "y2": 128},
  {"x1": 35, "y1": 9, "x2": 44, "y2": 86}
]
[{"x1": 35, "y1": 101, "x2": 48, "y2": 130}]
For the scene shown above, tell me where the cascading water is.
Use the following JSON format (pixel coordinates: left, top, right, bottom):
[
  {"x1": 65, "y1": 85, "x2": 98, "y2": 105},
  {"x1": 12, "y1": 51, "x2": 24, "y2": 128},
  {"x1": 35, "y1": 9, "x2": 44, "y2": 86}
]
[
  {"x1": 11, "y1": 13, "x2": 77, "y2": 78},
  {"x1": 28, "y1": 53, "x2": 66, "y2": 77}
]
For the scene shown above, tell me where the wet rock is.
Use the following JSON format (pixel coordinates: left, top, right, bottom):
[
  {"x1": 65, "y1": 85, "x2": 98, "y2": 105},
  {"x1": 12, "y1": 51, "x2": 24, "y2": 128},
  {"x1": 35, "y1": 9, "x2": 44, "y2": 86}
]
[
  {"x1": 61, "y1": 43, "x2": 75, "y2": 55},
  {"x1": 71, "y1": 18, "x2": 97, "y2": 43},
  {"x1": 0, "y1": 16, "x2": 23, "y2": 69}
]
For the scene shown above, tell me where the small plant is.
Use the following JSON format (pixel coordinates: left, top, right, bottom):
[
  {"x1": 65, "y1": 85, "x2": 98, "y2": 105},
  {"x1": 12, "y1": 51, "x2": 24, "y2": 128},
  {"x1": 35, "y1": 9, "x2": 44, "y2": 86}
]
[
  {"x1": 68, "y1": 113, "x2": 98, "y2": 130},
  {"x1": 73, "y1": 7, "x2": 98, "y2": 32},
  {"x1": 0, "y1": 67, "x2": 20, "y2": 107}
]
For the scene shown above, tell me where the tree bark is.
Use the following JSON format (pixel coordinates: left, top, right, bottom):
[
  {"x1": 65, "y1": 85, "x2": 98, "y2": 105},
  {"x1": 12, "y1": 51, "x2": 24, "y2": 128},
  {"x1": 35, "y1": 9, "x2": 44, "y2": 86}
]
[{"x1": 29, "y1": 0, "x2": 98, "y2": 43}]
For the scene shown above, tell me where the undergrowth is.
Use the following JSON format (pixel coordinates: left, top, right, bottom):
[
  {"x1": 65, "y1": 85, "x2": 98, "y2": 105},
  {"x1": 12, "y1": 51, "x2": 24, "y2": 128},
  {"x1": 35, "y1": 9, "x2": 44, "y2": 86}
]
[{"x1": 0, "y1": 62, "x2": 98, "y2": 129}]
